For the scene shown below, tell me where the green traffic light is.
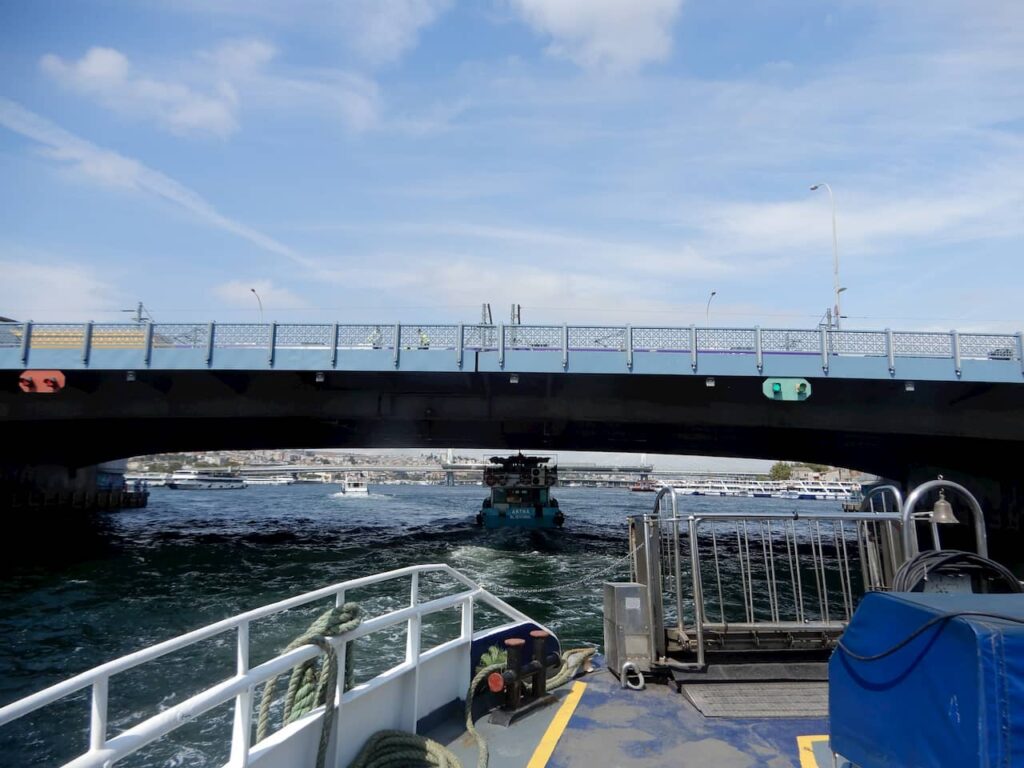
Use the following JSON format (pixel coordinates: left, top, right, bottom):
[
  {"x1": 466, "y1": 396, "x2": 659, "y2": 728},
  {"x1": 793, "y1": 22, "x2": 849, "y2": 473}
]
[{"x1": 772, "y1": 382, "x2": 782, "y2": 394}]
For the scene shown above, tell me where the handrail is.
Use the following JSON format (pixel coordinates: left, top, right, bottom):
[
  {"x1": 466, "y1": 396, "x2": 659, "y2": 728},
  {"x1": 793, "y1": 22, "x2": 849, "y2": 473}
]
[
  {"x1": 0, "y1": 564, "x2": 540, "y2": 768},
  {"x1": 3, "y1": 322, "x2": 1022, "y2": 375}
]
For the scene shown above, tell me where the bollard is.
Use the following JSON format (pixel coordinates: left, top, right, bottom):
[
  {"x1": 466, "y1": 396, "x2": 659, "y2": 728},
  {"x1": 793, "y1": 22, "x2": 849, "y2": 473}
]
[
  {"x1": 503, "y1": 638, "x2": 525, "y2": 710},
  {"x1": 530, "y1": 630, "x2": 549, "y2": 698}
]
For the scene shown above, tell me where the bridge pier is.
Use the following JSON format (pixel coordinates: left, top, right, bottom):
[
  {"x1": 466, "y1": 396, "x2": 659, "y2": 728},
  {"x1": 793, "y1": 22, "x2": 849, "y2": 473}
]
[{"x1": 0, "y1": 460, "x2": 148, "y2": 514}]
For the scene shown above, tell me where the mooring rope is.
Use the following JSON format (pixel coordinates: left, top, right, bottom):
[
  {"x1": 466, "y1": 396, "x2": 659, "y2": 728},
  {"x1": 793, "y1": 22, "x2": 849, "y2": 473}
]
[{"x1": 255, "y1": 602, "x2": 362, "y2": 768}]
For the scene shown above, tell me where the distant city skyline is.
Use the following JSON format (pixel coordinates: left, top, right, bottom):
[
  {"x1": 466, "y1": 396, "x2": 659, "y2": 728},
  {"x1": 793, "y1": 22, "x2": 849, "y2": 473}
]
[{"x1": 1, "y1": 2, "x2": 1022, "y2": 333}]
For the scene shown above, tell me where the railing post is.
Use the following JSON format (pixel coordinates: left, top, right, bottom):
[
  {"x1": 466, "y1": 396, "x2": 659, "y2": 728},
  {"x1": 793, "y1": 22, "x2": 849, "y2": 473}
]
[
  {"x1": 406, "y1": 572, "x2": 421, "y2": 732},
  {"x1": 688, "y1": 517, "x2": 707, "y2": 669},
  {"x1": 90, "y1": 677, "x2": 108, "y2": 753},
  {"x1": 456, "y1": 324, "x2": 464, "y2": 369},
  {"x1": 951, "y1": 329, "x2": 961, "y2": 377},
  {"x1": 230, "y1": 621, "x2": 252, "y2": 767},
  {"x1": 498, "y1": 322, "x2": 505, "y2": 369},
  {"x1": 19, "y1": 320, "x2": 32, "y2": 366},
  {"x1": 393, "y1": 324, "x2": 401, "y2": 368},
  {"x1": 143, "y1": 321, "x2": 154, "y2": 368},
  {"x1": 206, "y1": 322, "x2": 216, "y2": 367},
  {"x1": 819, "y1": 326, "x2": 829, "y2": 373},
  {"x1": 82, "y1": 321, "x2": 94, "y2": 366},
  {"x1": 690, "y1": 325, "x2": 698, "y2": 371},
  {"x1": 886, "y1": 328, "x2": 895, "y2": 375},
  {"x1": 267, "y1": 322, "x2": 277, "y2": 368},
  {"x1": 562, "y1": 323, "x2": 568, "y2": 370},
  {"x1": 1017, "y1": 331, "x2": 1024, "y2": 376},
  {"x1": 330, "y1": 323, "x2": 339, "y2": 368},
  {"x1": 754, "y1": 326, "x2": 763, "y2": 373},
  {"x1": 626, "y1": 324, "x2": 633, "y2": 371}
]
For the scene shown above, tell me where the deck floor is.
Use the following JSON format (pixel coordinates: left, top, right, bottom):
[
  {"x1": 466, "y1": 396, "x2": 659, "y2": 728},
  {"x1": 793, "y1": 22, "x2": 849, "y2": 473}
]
[{"x1": 424, "y1": 665, "x2": 851, "y2": 768}]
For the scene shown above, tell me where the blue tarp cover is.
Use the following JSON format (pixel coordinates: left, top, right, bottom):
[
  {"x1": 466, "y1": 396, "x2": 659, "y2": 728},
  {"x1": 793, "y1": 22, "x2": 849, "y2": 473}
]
[{"x1": 830, "y1": 592, "x2": 1024, "y2": 768}]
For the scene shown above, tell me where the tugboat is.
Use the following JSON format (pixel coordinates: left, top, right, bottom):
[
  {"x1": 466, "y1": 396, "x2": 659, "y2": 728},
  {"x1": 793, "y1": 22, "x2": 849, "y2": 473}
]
[{"x1": 475, "y1": 453, "x2": 564, "y2": 528}]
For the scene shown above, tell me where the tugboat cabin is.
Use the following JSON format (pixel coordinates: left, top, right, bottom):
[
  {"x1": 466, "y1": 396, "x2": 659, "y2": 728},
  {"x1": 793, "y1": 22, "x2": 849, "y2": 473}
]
[{"x1": 477, "y1": 454, "x2": 564, "y2": 529}]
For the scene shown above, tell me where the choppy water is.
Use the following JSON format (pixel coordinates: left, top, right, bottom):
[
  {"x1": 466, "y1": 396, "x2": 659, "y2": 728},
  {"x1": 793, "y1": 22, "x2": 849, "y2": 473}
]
[{"x1": 0, "y1": 484, "x2": 843, "y2": 767}]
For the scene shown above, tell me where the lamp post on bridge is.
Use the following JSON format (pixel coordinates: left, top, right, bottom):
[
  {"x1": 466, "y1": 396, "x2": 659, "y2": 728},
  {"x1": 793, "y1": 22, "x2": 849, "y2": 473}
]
[
  {"x1": 705, "y1": 290, "x2": 717, "y2": 326},
  {"x1": 810, "y1": 183, "x2": 843, "y2": 329},
  {"x1": 250, "y1": 288, "x2": 264, "y2": 324}
]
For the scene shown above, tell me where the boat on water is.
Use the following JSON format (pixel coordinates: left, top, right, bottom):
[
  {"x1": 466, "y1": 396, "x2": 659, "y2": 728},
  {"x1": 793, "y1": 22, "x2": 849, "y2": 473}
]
[
  {"x1": 342, "y1": 474, "x2": 369, "y2": 496},
  {"x1": 165, "y1": 469, "x2": 245, "y2": 490},
  {"x1": 2, "y1": 477, "x2": 1020, "y2": 767},
  {"x1": 476, "y1": 453, "x2": 564, "y2": 528},
  {"x1": 629, "y1": 480, "x2": 658, "y2": 492},
  {"x1": 243, "y1": 476, "x2": 296, "y2": 486}
]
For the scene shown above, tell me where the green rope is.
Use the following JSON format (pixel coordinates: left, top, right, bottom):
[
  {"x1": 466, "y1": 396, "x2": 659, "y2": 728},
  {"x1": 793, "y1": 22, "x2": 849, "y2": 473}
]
[{"x1": 256, "y1": 603, "x2": 362, "y2": 768}]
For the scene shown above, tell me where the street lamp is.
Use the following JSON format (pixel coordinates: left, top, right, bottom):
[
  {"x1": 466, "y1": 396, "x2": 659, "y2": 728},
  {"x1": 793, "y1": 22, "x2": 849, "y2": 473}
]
[
  {"x1": 705, "y1": 290, "x2": 717, "y2": 326},
  {"x1": 250, "y1": 288, "x2": 264, "y2": 324},
  {"x1": 810, "y1": 183, "x2": 842, "y2": 329}
]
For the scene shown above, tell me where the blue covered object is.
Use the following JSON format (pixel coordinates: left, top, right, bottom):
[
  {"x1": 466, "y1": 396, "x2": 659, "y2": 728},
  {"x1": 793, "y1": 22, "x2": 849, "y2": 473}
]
[{"x1": 830, "y1": 592, "x2": 1024, "y2": 768}]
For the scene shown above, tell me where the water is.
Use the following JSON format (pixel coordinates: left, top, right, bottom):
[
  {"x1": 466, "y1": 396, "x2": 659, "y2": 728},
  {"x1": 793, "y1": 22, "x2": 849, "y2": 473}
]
[{"x1": 0, "y1": 484, "x2": 844, "y2": 766}]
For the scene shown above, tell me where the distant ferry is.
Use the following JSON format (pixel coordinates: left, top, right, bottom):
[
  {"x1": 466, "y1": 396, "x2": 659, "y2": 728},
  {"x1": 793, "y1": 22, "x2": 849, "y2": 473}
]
[
  {"x1": 243, "y1": 476, "x2": 296, "y2": 486},
  {"x1": 343, "y1": 475, "x2": 369, "y2": 496},
  {"x1": 166, "y1": 470, "x2": 245, "y2": 490}
]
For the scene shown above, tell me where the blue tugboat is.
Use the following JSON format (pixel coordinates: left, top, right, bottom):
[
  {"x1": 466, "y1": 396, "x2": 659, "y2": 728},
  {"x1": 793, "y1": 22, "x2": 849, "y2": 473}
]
[{"x1": 476, "y1": 453, "x2": 564, "y2": 528}]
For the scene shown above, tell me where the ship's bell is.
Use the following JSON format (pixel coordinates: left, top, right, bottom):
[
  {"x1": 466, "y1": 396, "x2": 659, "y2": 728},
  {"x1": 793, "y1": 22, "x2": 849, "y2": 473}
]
[{"x1": 931, "y1": 489, "x2": 960, "y2": 525}]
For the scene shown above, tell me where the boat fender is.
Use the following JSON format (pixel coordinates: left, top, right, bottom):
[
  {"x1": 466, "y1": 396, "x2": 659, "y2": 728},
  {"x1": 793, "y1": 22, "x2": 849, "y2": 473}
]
[{"x1": 620, "y1": 661, "x2": 645, "y2": 691}]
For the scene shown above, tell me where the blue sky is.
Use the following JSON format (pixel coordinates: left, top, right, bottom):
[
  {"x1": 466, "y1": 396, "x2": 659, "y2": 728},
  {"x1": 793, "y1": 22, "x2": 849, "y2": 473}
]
[{"x1": 1, "y1": 0, "x2": 1022, "y2": 332}]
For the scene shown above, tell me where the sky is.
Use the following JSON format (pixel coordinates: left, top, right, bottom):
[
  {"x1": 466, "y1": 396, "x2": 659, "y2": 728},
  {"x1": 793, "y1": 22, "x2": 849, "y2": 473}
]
[{"x1": 1, "y1": 1, "x2": 1022, "y2": 470}]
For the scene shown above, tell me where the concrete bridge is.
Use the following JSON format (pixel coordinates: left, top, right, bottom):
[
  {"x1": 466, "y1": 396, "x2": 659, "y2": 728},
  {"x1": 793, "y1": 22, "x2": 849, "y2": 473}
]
[{"x1": 3, "y1": 320, "x2": 1024, "y2": 543}]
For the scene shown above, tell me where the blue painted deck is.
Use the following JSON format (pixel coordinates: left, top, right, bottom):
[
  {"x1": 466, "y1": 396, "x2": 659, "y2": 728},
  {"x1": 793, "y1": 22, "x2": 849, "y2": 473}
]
[{"x1": 549, "y1": 668, "x2": 829, "y2": 768}]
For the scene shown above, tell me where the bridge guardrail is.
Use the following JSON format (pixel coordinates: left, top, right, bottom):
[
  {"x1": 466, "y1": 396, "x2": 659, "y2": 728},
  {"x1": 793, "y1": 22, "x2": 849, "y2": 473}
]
[{"x1": 2, "y1": 321, "x2": 1022, "y2": 376}]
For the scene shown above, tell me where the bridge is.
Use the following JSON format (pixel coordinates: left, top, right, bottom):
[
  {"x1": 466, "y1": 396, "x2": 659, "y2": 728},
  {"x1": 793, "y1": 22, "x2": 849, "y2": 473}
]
[{"x1": 3, "y1": 320, "x2": 1024, "y2": 541}]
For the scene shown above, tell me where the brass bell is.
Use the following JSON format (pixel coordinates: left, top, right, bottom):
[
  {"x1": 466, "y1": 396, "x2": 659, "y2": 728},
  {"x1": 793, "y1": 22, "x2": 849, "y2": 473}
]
[{"x1": 931, "y1": 489, "x2": 960, "y2": 525}]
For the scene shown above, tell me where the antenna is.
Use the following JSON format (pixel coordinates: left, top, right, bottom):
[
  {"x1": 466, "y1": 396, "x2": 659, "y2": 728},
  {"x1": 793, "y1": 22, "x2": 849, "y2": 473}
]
[
  {"x1": 481, "y1": 303, "x2": 492, "y2": 324},
  {"x1": 120, "y1": 302, "x2": 152, "y2": 324},
  {"x1": 510, "y1": 303, "x2": 521, "y2": 325}
]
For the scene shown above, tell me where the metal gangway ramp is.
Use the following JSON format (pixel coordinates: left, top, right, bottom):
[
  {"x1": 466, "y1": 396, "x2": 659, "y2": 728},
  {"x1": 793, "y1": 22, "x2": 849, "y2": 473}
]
[{"x1": 629, "y1": 487, "x2": 905, "y2": 674}]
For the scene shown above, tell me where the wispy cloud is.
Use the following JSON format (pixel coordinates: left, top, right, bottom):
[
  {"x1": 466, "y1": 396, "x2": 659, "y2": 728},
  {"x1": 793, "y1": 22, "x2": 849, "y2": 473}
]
[
  {"x1": 0, "y1": 99, "x2": 313, "y2": 266},
  {"x1": 40, "y1": 39, "x2": 380, "y2": 137},
  {"x1": 340, "y1": 0, "x2": 453, "y2": 66},
  {"x1": 509, "y1": 0, "x2": 684, "y2": 73},
  {"x1": 213, "y1": 279, "x2": 310, "y2": 312},
  {"x1": 41, "y1": 46, "x2": 244, "y2": 138},
  {"x1": 0, "y1": 257, "x2": 120, "y2": 321}
]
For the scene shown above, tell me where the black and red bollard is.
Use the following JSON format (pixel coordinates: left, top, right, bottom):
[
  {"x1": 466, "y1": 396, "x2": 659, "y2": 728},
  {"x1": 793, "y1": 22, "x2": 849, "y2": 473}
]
[{"x1": 488, "y1": 630, "x2": 560, "y2": 726}]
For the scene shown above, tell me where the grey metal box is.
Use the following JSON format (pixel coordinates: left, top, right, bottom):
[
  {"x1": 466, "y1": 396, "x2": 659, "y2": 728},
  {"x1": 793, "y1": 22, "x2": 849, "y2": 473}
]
[{"x1": 603, "y1": 582, "x2": 653, "y2": 676}]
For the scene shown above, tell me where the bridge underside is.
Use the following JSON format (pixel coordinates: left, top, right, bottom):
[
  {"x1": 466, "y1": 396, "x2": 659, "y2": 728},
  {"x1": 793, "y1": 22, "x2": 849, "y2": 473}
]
[{"x1": 4, "y1": 369, "x2": 1024, "y2": 561}]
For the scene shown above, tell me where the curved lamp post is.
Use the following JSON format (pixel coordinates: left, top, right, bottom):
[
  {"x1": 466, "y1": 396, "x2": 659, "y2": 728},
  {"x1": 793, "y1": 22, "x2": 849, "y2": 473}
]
[
  {"x1": 705, "y1": 291, "x2": 717, "y2": 326},
  {"x1": 250, "y1": 288, "x2": 264, "y2": 324}
]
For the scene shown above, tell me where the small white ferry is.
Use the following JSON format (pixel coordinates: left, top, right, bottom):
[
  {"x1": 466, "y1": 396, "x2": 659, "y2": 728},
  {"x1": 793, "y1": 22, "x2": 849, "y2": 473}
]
[
  {"x1": 166, "y1": 469, "x2": 245, "y2": 490},
  {"x1": 342, "y1": 475, "x2": 369, "y2": 495}
]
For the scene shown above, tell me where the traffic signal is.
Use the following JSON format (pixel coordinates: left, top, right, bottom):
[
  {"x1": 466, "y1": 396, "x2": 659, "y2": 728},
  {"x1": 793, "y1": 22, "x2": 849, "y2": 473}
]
[{"x1": 762, "y1": 378, "x2": 812, "y2": 401}]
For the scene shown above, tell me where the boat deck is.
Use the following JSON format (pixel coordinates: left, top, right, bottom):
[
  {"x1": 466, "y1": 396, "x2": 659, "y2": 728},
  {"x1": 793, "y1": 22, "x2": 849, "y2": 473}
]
[{"x1": 427, "y1": 664, "x2": 853, "y2": 768}]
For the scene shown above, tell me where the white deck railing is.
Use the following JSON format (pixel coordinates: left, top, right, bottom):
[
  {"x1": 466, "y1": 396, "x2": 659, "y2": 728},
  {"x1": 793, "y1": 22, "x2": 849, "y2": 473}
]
[{"x1": 0, "y1": 564, "x2": 538, "y2": 768}]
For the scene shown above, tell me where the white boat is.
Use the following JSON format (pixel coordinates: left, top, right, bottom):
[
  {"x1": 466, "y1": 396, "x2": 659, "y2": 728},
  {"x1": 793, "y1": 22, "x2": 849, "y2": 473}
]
[
  {"x1": 166, "y1": 469, "x2": 245, "y2": 490},
  {"x1": 343, "y1": 475, "x2": 369, "y2": 495},
  {"x1": 124, "y1": 472, "x2": 170, "y2": 487},
  {"x1": 244, "y1": 476, "x2": 296, "y2": 486}
]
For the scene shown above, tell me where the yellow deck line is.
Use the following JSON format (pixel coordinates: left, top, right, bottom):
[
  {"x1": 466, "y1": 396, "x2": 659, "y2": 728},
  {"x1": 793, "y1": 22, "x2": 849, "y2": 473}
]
[
  {"x1": 526, "y1": 681, "x2": 587, "y2": 768},
  {"x1": 797, "y1": 734, "x2": 830, "y2": 768}
]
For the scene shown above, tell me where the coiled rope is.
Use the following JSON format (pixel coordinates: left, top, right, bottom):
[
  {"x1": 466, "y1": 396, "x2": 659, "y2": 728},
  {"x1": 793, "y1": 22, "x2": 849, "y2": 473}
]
[
  {"x1": 256, "y1": 602, "x2": 362, "y2": 768},
  {"x1": 260, "y1": 609, "x2": 595, "y2": 768}
]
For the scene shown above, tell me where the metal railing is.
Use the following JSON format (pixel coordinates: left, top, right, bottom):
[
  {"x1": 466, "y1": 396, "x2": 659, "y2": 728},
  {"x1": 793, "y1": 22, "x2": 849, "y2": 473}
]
[
  {"x1": 2, "y1": 321, "x2": 1022, "y2": 375},
  {"x1": 631, "y1": 488, "x2": 903, "y2": 669},
  {"x1": 0, "y1": 564, "x2": 537, "y2": 768}
]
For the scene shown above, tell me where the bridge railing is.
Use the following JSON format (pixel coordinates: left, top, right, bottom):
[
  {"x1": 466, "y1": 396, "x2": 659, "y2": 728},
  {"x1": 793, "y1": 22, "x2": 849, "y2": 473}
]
[{"x1": 2, "y1": 321, "x2": 1022, "y2": 373}]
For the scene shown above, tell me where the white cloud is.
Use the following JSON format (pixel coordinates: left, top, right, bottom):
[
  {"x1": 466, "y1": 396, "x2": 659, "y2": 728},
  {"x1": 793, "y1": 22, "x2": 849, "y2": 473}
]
[
  {"x1": 0, "y1": 259, "x2": 119, "y2": 321},
  {"x1": 213, "y1": 280, "x2": 309, "y2": 312},
  {"x1": 341, "y1": 0, "x2": 453, "y2": 66},
  {"x1": 510, "y1": 0, "x2": 684, "y2": 72},
  {"x1": 0, "y1": 99, "x2": 314, "y2": 266},
  {"x1": 41, "y1": 47, "x2": 240, "y2": 138},
  {"x1": 40, "y1": 39, "x2": 380, "y2": 137}
]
